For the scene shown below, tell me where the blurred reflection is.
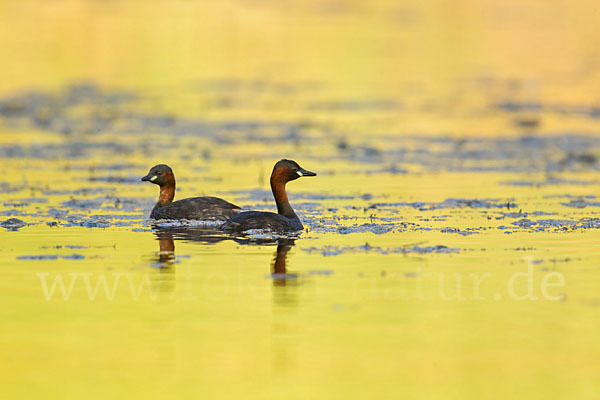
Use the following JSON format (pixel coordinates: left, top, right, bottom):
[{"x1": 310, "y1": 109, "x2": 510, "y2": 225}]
[
  {"x1": 151, "y1": 227, "x2": 299, "y2": 281},
  {"x1": 269, "y1": 239, "x2": 299, "y2": 311},
  {"x1": 151, "y1": 226, "x2": 226, "y2": 269},
  {"x1": 150, "y1": 227, "x2": 300, "y2": 307},
  {"x1": 270, "y1": 239, "x2": 296, "y2": 286},
  {"x1": 156, "y1": 230, "x2": 175, "y2": 266},
  {"x1": 153, "y1": 226, "x2": 228, "y2": 244},
  {"x1": 150, "y1": 227, "x2": 301, "y2": 373},
  {"x1": 148, "y1": 229, "x2": 176, "y2": 296},
  {"x1": 269, "y1": 239, "x2": 299, "y2": 376}
]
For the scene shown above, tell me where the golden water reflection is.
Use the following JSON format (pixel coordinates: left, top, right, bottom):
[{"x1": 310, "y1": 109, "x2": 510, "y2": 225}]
[{"x1": 2, "y1": 0, "x2": 600, "y2": 398}]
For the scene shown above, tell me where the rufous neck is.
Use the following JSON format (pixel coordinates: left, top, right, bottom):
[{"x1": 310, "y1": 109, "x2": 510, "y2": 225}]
[
  {"x1": 157, "y1": 174, "x2": 176, "y2": 205},
  {"x1": 270, "y1": 178, "x2": 296, "y2": 218}
]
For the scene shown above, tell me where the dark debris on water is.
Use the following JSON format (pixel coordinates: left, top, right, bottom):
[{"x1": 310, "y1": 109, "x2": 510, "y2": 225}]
[
  {"x1": 510, "y1": 217, "x2": 600, "y2": 232},
  {"x1": 368, "y1": 198, "x2": 517, "y2": 211},
  {"x1": 1, "y1": 218, "x2": 27, "y2": 230},
  {"x1": 303, "y1": 243, "x2": 459, "y2": 257},
  {"x1": 2, "y1": 83, "x2": 600, "y2": 175},
  {"x1": 17, "y1": 254, "x2": 85, "y2": 260}
]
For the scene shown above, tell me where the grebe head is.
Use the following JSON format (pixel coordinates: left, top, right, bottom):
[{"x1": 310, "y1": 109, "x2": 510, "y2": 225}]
[
  {"x1": 271, "y1": 159, "x2": 316, "y2": 184},
  {"x1": 141, "y1": 164, "x2": 174, "y2": 186}
]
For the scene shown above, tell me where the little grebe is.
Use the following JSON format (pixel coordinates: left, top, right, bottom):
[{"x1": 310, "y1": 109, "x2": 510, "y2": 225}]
[
  {"x1": 221, "y1": 159, "x2": 316, "y2": 233},
  {"x1": 142, "y1": 164, "x2": 240, "y2": 221}
]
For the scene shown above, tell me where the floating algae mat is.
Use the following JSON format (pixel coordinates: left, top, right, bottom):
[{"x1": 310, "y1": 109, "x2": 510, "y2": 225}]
[{"x1": 2, "y1": 1, "x2": 600, "y2": 399}]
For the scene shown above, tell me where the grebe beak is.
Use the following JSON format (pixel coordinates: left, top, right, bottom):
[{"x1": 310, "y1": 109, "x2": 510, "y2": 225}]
[
  {"x1": 297, "y1": 168, "x2": 316, "y2": 177},
  {"x1": 141, "y1": 174, "x2": 156, "y2": 182}
]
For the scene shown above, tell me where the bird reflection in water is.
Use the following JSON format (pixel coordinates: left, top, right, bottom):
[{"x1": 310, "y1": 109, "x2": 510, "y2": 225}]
[
  {"x1": 270, "y1": 239, "x2": 297, "y2": 286},
  {"x1": 227, "y1": 237, "x2": 298, "y2": 289},
  {"x1": 156, "y1": 230, "x2": 175, "y2": 266},
  {"x1": 152, "y1": 226, "x2": 228, "y2": 266},
  {"x1": 269, "y1": 239, "x2": 300, "y2": 375},
  {"x1": 151, "y1": 227, "x2": 300, "y2": 372},
  {"x1": 151, "y1": 227, "x2": 227, "y2": 297},
  {"x1": 151, "y1": 227, "x2": 299, "y2": 284},
  {"x1": 147, "y1": 229, "x2": 179, "y2": 296}
]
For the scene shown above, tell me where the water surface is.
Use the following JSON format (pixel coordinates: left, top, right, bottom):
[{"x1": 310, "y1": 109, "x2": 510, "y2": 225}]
[{"x1": 1, "y1": 1, "x2": 600, "y2": 399}]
